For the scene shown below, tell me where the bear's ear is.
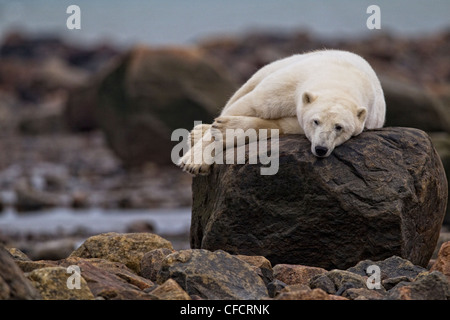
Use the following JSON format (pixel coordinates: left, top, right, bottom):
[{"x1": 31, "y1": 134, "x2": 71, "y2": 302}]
[
  {"x1": 356, "y1": 107, "x2": 367, "y2": 122},
  {"x1": 302, "y1": 92, "x2": 317, "y2": 105}
]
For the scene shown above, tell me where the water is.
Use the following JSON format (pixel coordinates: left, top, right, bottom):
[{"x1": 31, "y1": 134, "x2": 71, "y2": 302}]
[
  {"x1": 0, "y1": 0, "x2": 448, "y2": 48},
  {"x1": 0, "y1": 207, "x2": 191, "y2": 236}
]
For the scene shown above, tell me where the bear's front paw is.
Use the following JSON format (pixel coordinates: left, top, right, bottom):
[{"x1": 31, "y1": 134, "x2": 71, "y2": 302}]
[
  {"x1": 177, "y1": 150, "x2": 212, "y2": 176},
  {"x1": 178, "y1": 161, "x2": 212, "y2": 176},
  {"x1": 211, "y1": 116, "x2": 242, "y2": 132},
  {"x1": 190, "y1": 124, "x2": 212, "y2": 146}
]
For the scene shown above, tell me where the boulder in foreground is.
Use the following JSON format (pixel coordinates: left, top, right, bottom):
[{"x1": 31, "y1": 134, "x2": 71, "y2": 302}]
[
  {"x1": 157, "y1": 249, "x2": 268, "y2": 300},
  {"x1": 70, "y1": 232, "x2": 173, "y2": 274}
]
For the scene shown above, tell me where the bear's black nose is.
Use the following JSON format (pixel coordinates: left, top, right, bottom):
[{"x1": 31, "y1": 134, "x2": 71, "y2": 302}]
[{"x1": 315, "y1": 146, "x2": 328, "y2": 157}]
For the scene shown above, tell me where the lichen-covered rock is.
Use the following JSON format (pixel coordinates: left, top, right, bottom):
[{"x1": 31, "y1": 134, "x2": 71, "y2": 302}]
[
  {"x1": 192, "y1": 128, "x2": 447, "y2": 269},
  {"x1": 0, "y1": 246, "x2": 41, "y2": 300},
  {"x1": 275, "y1": 285, "x2": 347, "y2": 300},
  {"x1": 6, "y1": 247, "x2": 31, "y2": 261},
  {"x1": 157, "y1": 249, "x2": 268, "y2": 300},
  {"x1": 148, "y1": 279, "x2": 191, "y2": 300},
  {"x1": 27, "y1": 266, "x2": 94, "y2": 300},
  {"x1": 140, "y1": 248, "x2": 174, "y2": 281},
  {"x1": 273, "y1": 264, "x2": 327, "y2": 286},
  {"x1": 431, "y1": 241, "x2": 450, "y2": 282},
  {"x1": 343, "y1": 287, "x2": 385, "y2": 300},
  {"x1": 235, "y1": 255, "x2": 273, "y2": 285},
  {"x1": 69, "y1": 232, "x2": 173, "y2": 274},
  {"x1": 60, "y1": 257, "x2": 154, "y2": 300},
  {"x1": 14, "y1": 260, "x2": 58, "y2": 273}
]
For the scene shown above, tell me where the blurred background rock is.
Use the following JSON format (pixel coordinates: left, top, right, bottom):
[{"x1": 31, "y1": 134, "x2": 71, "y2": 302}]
[{"x1": 0, "y1": 0, "x2": 448, "y2": 259}]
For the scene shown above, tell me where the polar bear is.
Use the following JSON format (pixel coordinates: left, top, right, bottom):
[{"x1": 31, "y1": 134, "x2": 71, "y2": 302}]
[{"x1": 178, "y1": 49, "x2": 386, "y2": 175}]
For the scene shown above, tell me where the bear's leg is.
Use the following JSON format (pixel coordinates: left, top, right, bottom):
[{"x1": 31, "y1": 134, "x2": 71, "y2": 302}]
[
  {"x1": 189, "y1": 123, "x2": 211, "y2": 147},
  {"x1": 178, "y1": 127, "x2": 217, "y2": 175},
  {"x1": 211, "y1": 116, "x2": 303, "y2": 149}
]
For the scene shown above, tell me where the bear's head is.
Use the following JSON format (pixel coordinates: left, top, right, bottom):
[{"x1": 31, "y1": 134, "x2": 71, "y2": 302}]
[{"x1": 298, "y1": 92, "x2": 367, "y2": 157}]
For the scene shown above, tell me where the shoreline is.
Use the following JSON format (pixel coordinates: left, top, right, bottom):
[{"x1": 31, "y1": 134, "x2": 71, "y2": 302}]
[{"x1": 0, "y1": 28, "x2": 449, "y2": 261}]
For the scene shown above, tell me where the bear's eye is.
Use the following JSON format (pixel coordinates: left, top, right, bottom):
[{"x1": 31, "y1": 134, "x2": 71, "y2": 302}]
[
  {"x1": 313, "y1": 120, "x2": 320, "y2": 126},
  {"x1": 335, "y1": 124, "x2": 343, "y2": 131}
]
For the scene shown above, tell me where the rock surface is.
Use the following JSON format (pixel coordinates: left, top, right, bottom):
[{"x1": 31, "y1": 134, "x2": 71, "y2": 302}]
[
  {"x1": 59, "y1": 257, "x2": 155, "y2": 300},
  {"x1": 3, "y1": 234, "x2": 450, "y2": 300},
  {"x1": 386, "y1": 271, "x2": 450, "y2": 300},
  {"x1": 275, "y1": 285, "x2": 348, "y2": 300},
  {"x1": 430, "y1": 133, "x2": 450, "y2": 225},
  {"x1": 381, "y1": 77, "x2": 450, "y2": 133},
  {"x1": 236, "y1": 255, "x2": 274, "y2": 285},
  {"x1": 147, "y1": 279, "x2": 191, "y2": 300},
  {"x1": 431, "y1": 241, "x2": 450, "y2": 282},
  {"x1": 140, "y1": 248, "x2": 174, "y2": 281},
  {"x1": 347, "y1": 255, "x2": 428, "y2": 283},
  {"x1": 27, "y1": 266, "x2": 94, "y2": 300},
  {"x1": 70, "y1": 232, "x2": 173, "y2": 274},
  {"x1": 192, "y1": 128, "x2": 448, "y2": 269},
  {"x1": 157, "y1": 249, "x2": 269, "y2": 300},
  {"x1": 0, "y1": 246, "x2": 41, "y2": 299},
  {"x1": 310, "y1": 270, "x2": 369, "y2": 295},
  {"x1": 96, "y1": 46, "x2": 237, "y2": 167},
  {"x1": 273, "y1": 264, "x2": 327, "y2": 286}
]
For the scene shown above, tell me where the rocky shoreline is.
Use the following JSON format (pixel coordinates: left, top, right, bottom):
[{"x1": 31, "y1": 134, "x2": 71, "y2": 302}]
[
  {"x1": 0, "y1": 30, "x2": 450, "y2": 300},
  {"x1": 1, "y1": 232, "x2": 449, "y2": 300}
]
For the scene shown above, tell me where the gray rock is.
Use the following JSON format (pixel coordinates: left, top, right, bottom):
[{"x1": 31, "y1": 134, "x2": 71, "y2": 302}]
[
  {"x1": 267, "y1": 279, "x2": 287, "y2": 298},
  {"x1": 310, "y1": 270, "x2": 367, "y2": 295},
  {"x1": 140, "y1": 248, "x2": 174, "y2": 281},
  {"x1": 347, "y1": 255, "x2": 428, "y2": 283},
  {"x1": 381, "y1": 76, "x2": 450, "y2": 133},
  {"x1": 14, "y1": 178, "x2": 62, "y2": 211},
  {"x1": 385, "y1": 271, "x2": 450, "y2": 300},
  {"x1": 343, "y1": 287, "x2": 385, "y2": 300},
  {"x1": 29, "y1": 238, "x2": 78, "y2": 260},
  {"x1": 157, "y1": 249, "x2": 268, "y2": 300},
  {"x1": 309, "y1": 273, "x2": 336, "y2": 294},
  {"x1": 96, "y1": 46, "x2": 237, "y2": 167},
  {"x1": 191, "y1": 128, "x2": 447, "y2": 269}
]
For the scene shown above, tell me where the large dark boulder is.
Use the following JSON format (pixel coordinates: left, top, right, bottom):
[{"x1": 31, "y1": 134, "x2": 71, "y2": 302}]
[{"x1": 191, "y1": 127, "x2": 448, "y2": 270}]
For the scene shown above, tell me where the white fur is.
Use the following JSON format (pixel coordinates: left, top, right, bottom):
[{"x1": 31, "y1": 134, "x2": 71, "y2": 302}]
[{"x1": 179, "y1": 49, "x2": 386, "y2": 174}]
